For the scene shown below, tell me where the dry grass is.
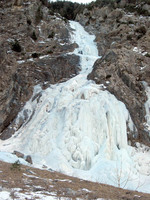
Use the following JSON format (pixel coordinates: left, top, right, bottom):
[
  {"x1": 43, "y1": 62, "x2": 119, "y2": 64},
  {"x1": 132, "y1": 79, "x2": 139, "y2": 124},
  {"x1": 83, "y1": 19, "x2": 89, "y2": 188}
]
[{"x1": 0, "y1": 161, "x2": 150, "y2": 199}]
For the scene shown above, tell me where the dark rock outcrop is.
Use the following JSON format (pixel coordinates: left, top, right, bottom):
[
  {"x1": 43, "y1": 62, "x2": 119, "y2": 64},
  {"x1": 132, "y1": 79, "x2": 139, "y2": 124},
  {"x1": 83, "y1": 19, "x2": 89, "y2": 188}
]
[
  {"x1": 13, "y1": 151, "x2": 24, "y2": 159},
  {"x1": 25, "y1": 155, "x2": 33, "y2": 164},
  {"x1": 13, "y1": 150, "x2": 33, "y2": 164},
  {"x1": 0, "y1": 0, "x2": 80, "y2": 139}
]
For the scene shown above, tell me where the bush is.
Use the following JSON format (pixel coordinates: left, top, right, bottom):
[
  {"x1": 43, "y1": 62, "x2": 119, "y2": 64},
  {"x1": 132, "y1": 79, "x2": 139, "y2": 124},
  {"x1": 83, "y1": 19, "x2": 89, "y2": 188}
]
[
  {"x1": 27, "y1": 19, "x2": 32, "y2": 25},
  {"x1": 135, "y1": 26, "x2": 147, "y2": 35},
  {"x1": 40, "y1": 0, "x2": 49, "y2": 6},
  {"x1": 142, "y1": 0, "x2": 150, "y2": 5},
  {"x1": 87, "y1": 0, "x2": 116, "y2": 9},
  {"x1": 47, "y1": 1, "x2": 85, "y2": 20},
  {"x1": 47, "y1": 49, "x2": 53, "y2": 54},
  {"x1": 48, "y1": 31, "x2": 55, "y2": 38},
  {"x1": 11, "y1": 40, "x2": 22, "y2": 52},
  {"x1": 31, "y1": 31, "x2": 37, "y2": 41},
  {"x1": 10, "y1": 160, "x2": 21, "y2": 171},
  {"x1": 32, "y1": 53, "x2": 39, "y2": 58},
  {"x1": 35, "y1": 5, "x2": 43, "y2": 24},
  {"x1": 145, "y1": 53, "x2": 150, "y2": 58},
  {"x1": 40, "y1": 0, "x2": 150, "y2": 20}
]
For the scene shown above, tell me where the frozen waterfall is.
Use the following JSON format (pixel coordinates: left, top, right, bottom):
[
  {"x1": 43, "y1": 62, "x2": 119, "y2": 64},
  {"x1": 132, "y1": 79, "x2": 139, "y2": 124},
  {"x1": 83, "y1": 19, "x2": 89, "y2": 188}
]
[{"x1": 1, "y1": 21, "x2": 150, "y2": 193}]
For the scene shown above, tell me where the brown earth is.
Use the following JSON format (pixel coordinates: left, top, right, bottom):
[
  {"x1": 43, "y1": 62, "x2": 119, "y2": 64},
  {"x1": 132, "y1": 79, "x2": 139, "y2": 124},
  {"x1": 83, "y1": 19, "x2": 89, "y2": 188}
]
[{"x1": 0, "y1": 161, "x2": 150, "y2": 200}]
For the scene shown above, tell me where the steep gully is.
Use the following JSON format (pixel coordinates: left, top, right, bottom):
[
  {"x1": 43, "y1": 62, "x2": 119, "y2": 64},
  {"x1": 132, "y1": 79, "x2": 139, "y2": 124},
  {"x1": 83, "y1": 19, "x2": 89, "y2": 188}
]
[{"x1": 0, "y1": 21, "x2": 150, "y2": 193}]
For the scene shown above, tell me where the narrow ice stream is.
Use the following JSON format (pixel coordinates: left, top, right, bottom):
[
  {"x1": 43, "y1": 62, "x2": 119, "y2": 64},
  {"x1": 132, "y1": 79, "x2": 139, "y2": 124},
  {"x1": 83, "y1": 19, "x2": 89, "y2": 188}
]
[{"x1": 1, "y1": 21, "x2": 150, "y2": 193}]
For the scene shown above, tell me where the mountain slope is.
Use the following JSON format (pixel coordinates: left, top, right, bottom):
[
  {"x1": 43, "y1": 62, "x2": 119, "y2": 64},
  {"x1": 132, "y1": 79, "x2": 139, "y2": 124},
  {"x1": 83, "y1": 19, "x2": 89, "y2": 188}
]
[{"x1": 0, "y1": 0, "x2": 150, "y2": 197}]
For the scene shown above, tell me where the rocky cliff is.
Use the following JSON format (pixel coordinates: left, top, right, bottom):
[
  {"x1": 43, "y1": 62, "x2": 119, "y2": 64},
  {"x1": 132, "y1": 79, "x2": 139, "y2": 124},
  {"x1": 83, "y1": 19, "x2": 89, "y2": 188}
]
[
  {"x1": 0, "y1": 0, "x2": 79, "y2": 139},
  {"x1": 76, "y1": 0, "x2": 150, "y2": 145}
]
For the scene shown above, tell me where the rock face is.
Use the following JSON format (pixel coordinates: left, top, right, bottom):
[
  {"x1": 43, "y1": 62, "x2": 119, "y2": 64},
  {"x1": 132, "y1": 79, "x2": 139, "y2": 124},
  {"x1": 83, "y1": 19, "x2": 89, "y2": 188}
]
[
  {"x1": 76, "y1": 1, "x2": 150, "y2": 145},
  {"x1": 25, "y1": 155, "x2": 33, "y2": 164},
  {"x1": 0, "y1": 0, "x2": 79, "y2": 139},
  {"x1": 13, "y1": 150, "x2": 33, "y2": 164},
  {"x1": 0, "y1": 0, "x2": 150, "y2": 146},
  {"x1": 13, "y1": 150, "x2": 24, "y2": 158}
]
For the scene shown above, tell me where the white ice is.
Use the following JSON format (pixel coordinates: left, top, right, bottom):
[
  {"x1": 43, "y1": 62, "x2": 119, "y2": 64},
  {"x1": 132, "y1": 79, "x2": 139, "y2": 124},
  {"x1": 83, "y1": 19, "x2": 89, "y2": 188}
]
[
  {"x1": 0, "y1": 152, "x2": 29, "y2": 165},
  {"x1": 49, "y1": 0, "x2": 96, "y2": 4},
  {"x1": 0, "y1": 190, "x2": 64, "y2": 200},
  {"x1": 0, "y1": 191, "x2": 11, "y2": 200},
  {"x1": 0, "y1": 21, "x2": 150, "y2": 193},
  {"x1": 143, "y1": 82, "x2": 150, "y2": 132}
]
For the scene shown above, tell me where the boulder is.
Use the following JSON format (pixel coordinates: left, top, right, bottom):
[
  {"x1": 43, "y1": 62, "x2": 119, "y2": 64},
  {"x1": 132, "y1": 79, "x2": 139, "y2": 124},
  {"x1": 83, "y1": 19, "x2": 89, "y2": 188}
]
[
  {"x1": 25, "y1": 155, "x2": 33, "y2": 164},
  {"x1": 13, "y1": 151, "x2": 24, "y2": 158}
]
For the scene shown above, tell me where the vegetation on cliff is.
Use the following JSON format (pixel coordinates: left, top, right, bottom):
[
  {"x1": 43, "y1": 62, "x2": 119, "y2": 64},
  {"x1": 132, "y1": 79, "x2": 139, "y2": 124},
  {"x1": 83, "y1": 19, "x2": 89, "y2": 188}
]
[{"x1": 40, "y1": 0, "x2": 150, "y2": 20}]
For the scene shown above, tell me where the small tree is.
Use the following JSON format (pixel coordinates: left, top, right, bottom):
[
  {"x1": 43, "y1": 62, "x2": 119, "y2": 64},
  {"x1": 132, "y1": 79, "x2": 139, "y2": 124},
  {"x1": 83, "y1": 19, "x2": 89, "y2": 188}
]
[
  {"x1": 11, "y1": 40, "x2": 22, "y2": 52},
  {"x1": 10, "y1": 160, "x2": 21, "y2": 171},
  {"x1": 110, "y1": 157, "x2": 145, "y2": 190}
]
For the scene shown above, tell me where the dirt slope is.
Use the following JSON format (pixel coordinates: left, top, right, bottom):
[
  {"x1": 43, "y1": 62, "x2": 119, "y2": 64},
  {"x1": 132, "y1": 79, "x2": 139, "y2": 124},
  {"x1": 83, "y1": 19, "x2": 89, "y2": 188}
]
[{"x1": 0, "y1": 161, "x2": 150, "y2": 200}]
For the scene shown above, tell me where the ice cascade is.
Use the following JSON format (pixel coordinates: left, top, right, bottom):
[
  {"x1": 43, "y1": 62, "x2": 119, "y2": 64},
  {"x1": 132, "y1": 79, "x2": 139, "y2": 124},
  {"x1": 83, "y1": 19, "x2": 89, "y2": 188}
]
[{"x1": 0, "y1": 21, "x2": 143, "y2": 191}]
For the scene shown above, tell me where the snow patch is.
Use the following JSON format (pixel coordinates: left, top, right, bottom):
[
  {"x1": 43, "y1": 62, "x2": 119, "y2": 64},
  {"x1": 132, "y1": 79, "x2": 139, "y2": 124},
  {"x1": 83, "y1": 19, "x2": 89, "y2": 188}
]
[
  {"x1": 0, "y1": 191, "x2": 11, "y2": 200},
  {"x1": 49, "y1": 0, "x2": 96, "y2": 4},
  {"x1": 39, "y1": 55, "x2": 50, "y2": 59},
  {"x1": 133, "y1": 47, "x2": 147, "y2": 56}
]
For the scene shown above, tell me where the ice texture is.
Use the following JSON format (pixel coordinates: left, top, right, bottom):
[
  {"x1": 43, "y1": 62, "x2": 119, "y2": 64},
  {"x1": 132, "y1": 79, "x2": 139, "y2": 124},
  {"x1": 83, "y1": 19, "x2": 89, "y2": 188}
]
[
  {"x1": 0, "y1": 21, "x2": 150, "y2": 193},
  {"x1": 143, "y1": 82, "x2": 150, "y2": 132},
  {"x1": 49, "y1": 0, "x2": 96, "y2": 4}
]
